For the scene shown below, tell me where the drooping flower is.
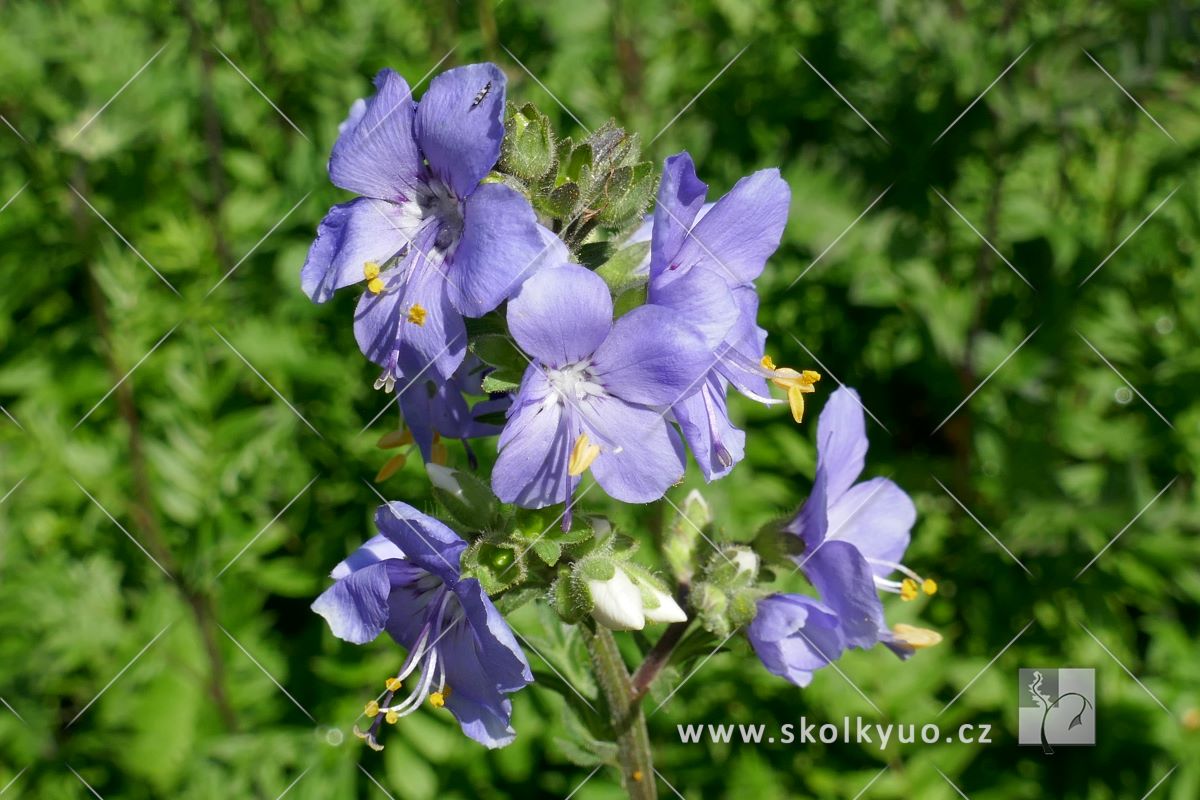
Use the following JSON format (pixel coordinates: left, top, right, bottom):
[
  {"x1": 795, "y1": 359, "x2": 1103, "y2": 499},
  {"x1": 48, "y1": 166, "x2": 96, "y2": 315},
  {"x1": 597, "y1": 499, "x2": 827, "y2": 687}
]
[
  {"x1": 492, "y1": 263, "x2": 711, "y2": 517},
  {"x1": 785, "y1": 386, "x2": 939, "y2": 654},
  {"x1": 747, "y1": 593, "x2": 845, "y2": 688},
  {"x1": 301, "y1": 64, "x2": 550, "y2": 384},
  {"x1": 645, "y1": 152, "x2": 819, "y2": 480},
  {"x1": 311, "y1": 502, "x2": 533, "y2": 749}
]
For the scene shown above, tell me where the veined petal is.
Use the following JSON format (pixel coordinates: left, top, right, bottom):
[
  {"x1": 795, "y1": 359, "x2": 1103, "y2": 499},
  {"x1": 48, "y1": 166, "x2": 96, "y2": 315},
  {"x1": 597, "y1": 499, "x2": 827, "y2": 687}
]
[
  {"x1": 650, "y1": 152, "x2": 708, "y2": 279},
  {"x1": 507, "y1": 264, "x2": 612, "y2": 368},
  {"x1": 329, "y1": 69, "x2": 423, "y2": 200},
  {"x1": 648, "y1": 262, "x2": 740, "y2": 351},
  {"x1": 415, "y1": 63, "x2": 506, "y2": 198},
  {"x1": 787, "y1": 464, "x2": 829, "y2": 549},
  {"x1": 438, "y1": 622, "x2": 518, "y2": 748},
  {"x1": 801, "y1": 539, "x2": 885, "y2": 650},
  {"x1": 311, "y1": 561, "x2": 392, "y2": 645},
  {"x1": 454, "y1": 578, "x2": 534, "y2": 692},
  {"x1": 582, "y1": 396, "x2": 686, "y2": 503},
  {"x1": 592, "y1": 305, "x2": 712, "y2": 407},
  {"x1": 330, "y1": 534, "x2": 406, "y2": 580},
  {"x1": 447, "y1": 183, "x2": 549, "y2": 317},
  {"x1": 674, "y1": 375, "x2": 745, "y2": 481},
  {"x1": 300, "y1": 198, "x2": 414, "y2": 303},
  {"x1": 816, "y1": 386, "x2": 869, "y2": 503},
  {"x1": 673, "y1": 168, "x2": 790, "y2": 286},
  {"x1": 827, "y1": 477, "x2": 915, "y2": 578},
  {"x1": 748, "y1": 594, "x2": 844, "y2": 688},
  {"x1": 353, "y1": 237, "x2": 467, "y2": 381},
  {"x1": 493, "y1": 372, "x2": 578, "y2": 507},
  {"x1": 374, "y1": 502, "x2": 466, "y2": 584}
]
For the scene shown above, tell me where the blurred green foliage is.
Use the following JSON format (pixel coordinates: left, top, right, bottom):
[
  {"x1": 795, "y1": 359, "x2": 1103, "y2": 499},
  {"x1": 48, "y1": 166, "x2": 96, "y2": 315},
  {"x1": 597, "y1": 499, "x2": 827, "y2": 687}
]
[{"x1": 1, "y1": 1, "x2": 1198, "y2": 798}]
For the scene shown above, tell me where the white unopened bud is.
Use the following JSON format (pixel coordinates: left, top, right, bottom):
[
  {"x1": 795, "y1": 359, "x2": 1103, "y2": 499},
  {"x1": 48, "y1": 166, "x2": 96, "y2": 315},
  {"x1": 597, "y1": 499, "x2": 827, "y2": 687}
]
[
  {"x1": 587, "y1": 567, "x2": 645, "y2": 631},
  {"x1": 641, "y1": 585, "x2": 687, "y2": 623},
  {"x1": 425, "y1": 463, "x2": 462, "y2": 495},
  {"x1": 732, "y1": 549, "x2": 759, "y2": 577}
]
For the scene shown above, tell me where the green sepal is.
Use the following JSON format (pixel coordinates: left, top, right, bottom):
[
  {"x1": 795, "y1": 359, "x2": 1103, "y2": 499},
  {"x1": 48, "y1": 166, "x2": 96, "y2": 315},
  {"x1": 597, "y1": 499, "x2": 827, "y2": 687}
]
[{"x1": 461, "y1": 537, "x2": 528, "y2": 595}]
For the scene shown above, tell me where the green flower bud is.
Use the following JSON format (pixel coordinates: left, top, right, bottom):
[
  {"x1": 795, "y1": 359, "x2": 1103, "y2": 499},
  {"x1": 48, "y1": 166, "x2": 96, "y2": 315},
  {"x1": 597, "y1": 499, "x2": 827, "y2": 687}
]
[{"x1": 499, "y1": 102, "x2": 555, "y2": 183}]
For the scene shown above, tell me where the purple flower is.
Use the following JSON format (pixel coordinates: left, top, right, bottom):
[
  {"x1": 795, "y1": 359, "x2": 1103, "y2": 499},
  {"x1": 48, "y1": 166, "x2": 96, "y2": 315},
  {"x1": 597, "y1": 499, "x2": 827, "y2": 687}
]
[
  {"x1": 312, "y1": 502, "x2": 533, "y2": 749},
  {"x1": 301, "y1": 64, "x2": 550, "y2": 384},
  {"x1": 390, "y1": 355, "x2": 508, "y2": 467},
  {"x1": 645, "y1": 153, "x2": 819, "y2": 480},
  {"x1": 786, "y1": 386, "x2": 934, "y2": 653},
  {"x1": 747, "y1": 594, "x2": 845, "y2": 688},
  {"x1": 492, "y1": 263, "x2": 711, "y2": 515}
]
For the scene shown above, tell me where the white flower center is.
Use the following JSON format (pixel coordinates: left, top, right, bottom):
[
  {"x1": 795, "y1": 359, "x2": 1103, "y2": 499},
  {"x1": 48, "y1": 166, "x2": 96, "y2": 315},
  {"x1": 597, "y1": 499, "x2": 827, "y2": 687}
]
[{"x1": 546, "y1": 361, "x2": 604, "y2": 405}]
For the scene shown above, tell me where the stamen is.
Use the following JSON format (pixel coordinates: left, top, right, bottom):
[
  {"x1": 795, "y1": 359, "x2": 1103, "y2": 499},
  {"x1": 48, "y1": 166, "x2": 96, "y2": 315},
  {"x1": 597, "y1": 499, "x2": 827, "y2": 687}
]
[
  {"x1": 760, "y1": 355, "x2": 820, "y2": 423},
  {"x1": 367, "y1": 278, "x2": 385, "y2": 294},
  {"x1": 364, "y1": 700, "x2": 380, "y2": 717},
  {"x1": 375, "y1": 452, "x2": 407, "y2": 482},
  {"x1": 891, "y1": 623, "x2": 943, "y2": 650},
  {"x1": 385, "y1": 710, "x2": 400, "y2": 724},
  {"x1": 385, "y1": 677, "x2": 403, "y2": 692},
  {"x1": 363, "y1": 261, "x2": 381, "y2": 281},
  {"x1": 900, "y1": 578, "x2": 919, "y2": 601},
  {"x1": 922, "y1": 578, "x2": 938, "y2": 596},
  {"x1": 868, "y1": 558, "x2": 938, "y2": 599},
  {"x1": 568, "y1": 432, "x2": 601, "y2": 476},
  {"x1": 429, "y1": 692, "x2": 445, "y2": 708},
  {"x1": 378, "y1": 430, "x2": 414, "y2": 449},
  {"x1": 407, "y1": 304, "x2": 427, "y2": 326},
  {"x1": 374, "y1": 372, "x2": 397, "y2": 393},
  {"x1": 352, "y1": 725, "x2": 385, "y2": 751}
]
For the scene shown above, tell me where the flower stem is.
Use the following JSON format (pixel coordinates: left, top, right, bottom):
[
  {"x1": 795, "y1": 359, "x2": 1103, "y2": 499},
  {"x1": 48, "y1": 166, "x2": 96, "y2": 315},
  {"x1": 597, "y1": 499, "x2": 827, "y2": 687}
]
[
  {"x1": 630, "y1": 620, "x2": 690, "y2": 701},
  {"x1": 585, "y1": 625, "x2": 656, "y2": 800}
]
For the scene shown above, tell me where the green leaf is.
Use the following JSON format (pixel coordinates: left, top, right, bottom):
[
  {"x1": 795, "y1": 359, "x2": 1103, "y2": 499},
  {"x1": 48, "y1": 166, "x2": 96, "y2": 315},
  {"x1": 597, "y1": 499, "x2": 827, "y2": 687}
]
[
  {"x1": 596, "y1": 240, "x2": 650, "y2": 295},
  {"x1": 482, "y1": 369, "x2": 522, "y2": 394}
]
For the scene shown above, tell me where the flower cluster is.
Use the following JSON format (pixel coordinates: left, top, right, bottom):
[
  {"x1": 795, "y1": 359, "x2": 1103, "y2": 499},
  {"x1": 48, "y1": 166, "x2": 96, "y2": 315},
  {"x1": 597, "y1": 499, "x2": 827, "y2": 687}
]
[{"x1": 301, "y1": 61, "x2": 939, "y2": 755}]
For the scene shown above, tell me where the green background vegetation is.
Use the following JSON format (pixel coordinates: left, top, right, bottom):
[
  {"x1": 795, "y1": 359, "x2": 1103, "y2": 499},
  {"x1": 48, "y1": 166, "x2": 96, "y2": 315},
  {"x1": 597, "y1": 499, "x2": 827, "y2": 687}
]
[{"x1": 1, "y1": 1, "x2": 1197, "y2": 797}]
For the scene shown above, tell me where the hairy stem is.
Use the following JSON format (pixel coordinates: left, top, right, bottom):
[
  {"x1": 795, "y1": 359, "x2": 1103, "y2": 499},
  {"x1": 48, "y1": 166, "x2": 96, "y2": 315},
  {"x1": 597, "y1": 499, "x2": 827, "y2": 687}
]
[{"x1": 586, "y1": 625, "x2": 655, "y2": 800}]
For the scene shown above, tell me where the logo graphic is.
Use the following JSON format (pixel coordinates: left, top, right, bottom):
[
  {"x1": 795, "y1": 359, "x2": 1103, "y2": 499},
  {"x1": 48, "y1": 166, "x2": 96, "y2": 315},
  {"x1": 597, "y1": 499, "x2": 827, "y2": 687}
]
[{"x1": 1018, "y1": 668, "x2": 1095, "y2": 752}]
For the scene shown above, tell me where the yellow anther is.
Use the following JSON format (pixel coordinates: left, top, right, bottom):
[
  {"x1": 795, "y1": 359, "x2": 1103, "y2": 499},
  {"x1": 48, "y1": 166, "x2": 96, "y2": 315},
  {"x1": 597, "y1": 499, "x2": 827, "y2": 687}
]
[
  {"x1": 375, "y1": 452, "x2": 407, "y2": 482},
  {"x1": 385, "y1": 710, "x2": 399, "y2": 724},
  {"x1": 891, "y1": 623, "x2": 943, "y2": 650},
  {"x1": 922, "y1": 578, "x2": 938, "y2": 597},
  {"x1": 567, "y1": 432, "x2": 601, "y2": 477},
  {"x1": 377, "y1": 429, "x2": 414, "y2": 450},
  {"x1": 899, "y1": 578, "x2": 919, "y2": 601},
  {"x1": 407, "y1": 304, "x2": 427, "y2": 326},
  {"x1": 632, "y1": 770, "x2": 644, "y2": 783},
  {"x1": 431, "y1": 441, "x2": 449, "y2": 466},
  {"x1": 363, "y1": 261, "x2": 381, "y2": 281},
  {"x1": 385, "y1": 677, "x2": 403, "y2": 692},
  {"x1": 429, "y1": 692, "x2": 446, "y2": 708},
  {"x1": 367, "y1": 277, "x2": 385, "y2": 294},
  {"x1": 364, "y1": 700, "x2": 380, "y2": 717},
  {"x1": 761, "y1": 355, "x2": 820, "y2": 423}
]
